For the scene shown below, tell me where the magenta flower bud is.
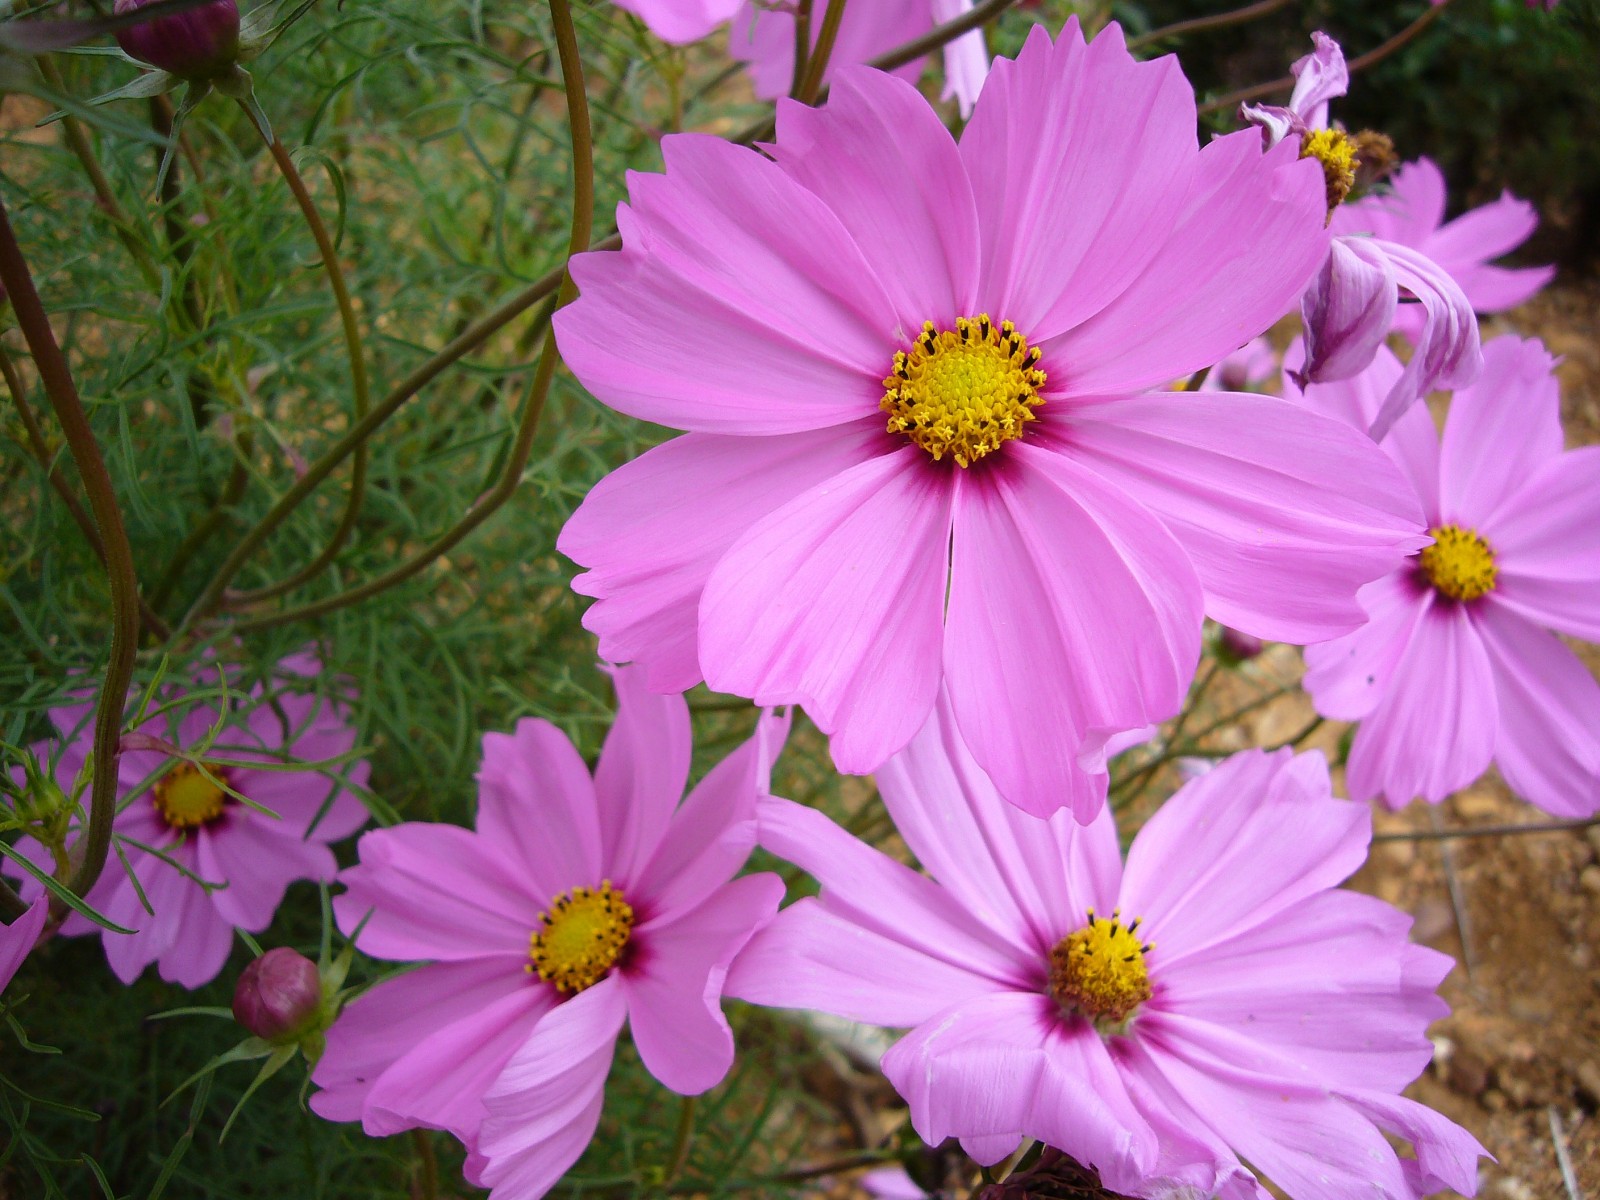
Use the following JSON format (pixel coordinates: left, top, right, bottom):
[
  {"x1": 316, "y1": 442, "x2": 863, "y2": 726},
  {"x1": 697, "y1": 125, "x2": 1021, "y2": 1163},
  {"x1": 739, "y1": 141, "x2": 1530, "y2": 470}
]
[
  {"x1": 232, "y1": 947, "x2": 322, "y2": 1042},
  {"x1": 113, "y1": 0, "x2": 241, "y2": 80}
]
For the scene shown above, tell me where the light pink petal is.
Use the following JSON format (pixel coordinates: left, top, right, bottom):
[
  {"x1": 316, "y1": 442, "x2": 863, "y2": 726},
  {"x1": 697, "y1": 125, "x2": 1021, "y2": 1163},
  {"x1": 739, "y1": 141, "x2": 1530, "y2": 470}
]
[
  {"x1": 876, "y1": 694, "x2": 1123, "y2": 958},
  {"x1": 476, "y1": 718, "x2": 603, "y2": 899},
  {"x1": 156, "y1": 867, "x2": 237, "y2": 989},
  {"x1": 699, "y1": 448, "x2": 952, "y2": 774},
  {"x1": 478, "y1": 976, "x2": 627, "y2": 1198},
  {"x1": 859, "y1": 1167, "x2": 928, "y2": 1200},
  {"x1": 1286, "y1": 30, "x2": 1348, "y2": 126},
  {"x1": 1477, "y1": 606, "x2": 1600, "y2": 819},
  {"x1": 1342, "y1": 1090, "x2": 1491, "y2": 1196},
  {"x1": 311, "y1": 956, "x2": 545, "y2": 1129},
  {"x1": 592, "y1": 664, "x2": 690, "y2": 887},
  {"x1": 624, "y1": 872, "x2": 783, "y2": 1095},
  {"x1": 1335, "y1": 157, "x2": 1445, "y2": 247},
  {"x1": 1429, "y1": 189, "x2": 1540, "y2": 267},
  {"x1": 197, "y1": 818, "x2": 334, "y2": 931},
  {"x1": 0, "y1": 898, "x2": 48, "y2": 995},
  {"x1": 958, "y1": 22, "x2": 1201, "y2": 345},
  {"x1": 1302, "y1": 573, "x2": 1430, "y2": 722},
  {"x1": 1120, "y1": 749, "x2": 1371, "y2": 966},
  {"x1": 334, "y1": 824, "x2": 539, "y2": 963},
  {"x1": 773, "y1": 67, "x2": 981, "y2": 328},
  {"x1": 1449, "y1": 260, "x2": 1555, "y2": 314},
  {"x1": 1489, "y1": 447, "x2": 1600, "y2": 642},
  {"x1": 726, "y1": 0, "x2": 926, "y2": 101},
  {"x1": 880, "y1": 991, "x2": 1158, "y2": 1185},
  {"x1": 610, "y1": 0, "x2": 741, "y2": 44},
  {"x1": 1344, "y1": 600, "x2": 1498, "y2": 807},
  {"x1": 1063, "y1": 391, "x2": 1426, "y2": 643},
  {"x1": 933, "y1": 0, "x2": 990, "y2": 116},
  {"x1": 1110, "y1": 1046, "x2": 1263, "y2": 1200},
  {"x1": 631, "y1": 709, "x2": 789, "y2": 920},
  {"x1": 1053, "y1": 132, "x2": 1326, "y2": 394},
  {"x1": 1299, "y1": 236, "x2": 1398, "y2": 387},
  {"x1": 559, "y1": 423, "x2": 885, "y2": 693},
  {"x1": 943, "y1": 443, "x2": 1201, "y2": 821},
  {"x1": 1439, "y1": 335, "x2": 1563, "y2": 523},
  {"x1": 554, "y1": 134, "x2": 895, "y2": 435}
]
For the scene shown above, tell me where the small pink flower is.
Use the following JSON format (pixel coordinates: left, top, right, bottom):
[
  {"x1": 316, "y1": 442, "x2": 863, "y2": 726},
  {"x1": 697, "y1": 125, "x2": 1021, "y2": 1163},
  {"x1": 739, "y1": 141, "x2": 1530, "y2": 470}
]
[
  {"x1": 311, "y1": 667, "x2": 788, "y2": 1200},
  {"x1": 0, "y1": 898, "x2": 48, "y2": 997},
  {"x1": 729, "y1": 701, "x2": 1488, "y2": 1198},
  {"x1": 610, "y1": 0, "x2": 744, "y2": 45},
  {"x1": 1299, "y1": 336, "x2": 1600, "y2": 817},
  {"x1": 11, "y1": 662, "x2": 370, "y2": 989},
  {"x1": 557, "y1": 21, "x2": 1425, "y2": 824}
]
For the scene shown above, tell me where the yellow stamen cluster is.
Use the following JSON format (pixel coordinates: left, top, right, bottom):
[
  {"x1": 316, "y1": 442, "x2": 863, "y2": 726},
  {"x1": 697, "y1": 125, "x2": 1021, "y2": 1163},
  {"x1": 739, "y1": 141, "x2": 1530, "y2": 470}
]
[
  {"x1": 1049, "y1": 908, "x2": 1153, "y2": 1028},
  {"x1": 1299, "y1": 127, "x2": 1358, "y2": 216},
  {"x1": 528, "y1": 881, "x2": 635, "y2": 994},
  {"x1": 881, "y1": 315, "x2": 1046, "y2": 468},
  {"x1": 1419, "y1": 524, "x2": 1498, "y2": 602},
  {"x1": 152, "y1": 761, "x2": 229, "y2": 829}
]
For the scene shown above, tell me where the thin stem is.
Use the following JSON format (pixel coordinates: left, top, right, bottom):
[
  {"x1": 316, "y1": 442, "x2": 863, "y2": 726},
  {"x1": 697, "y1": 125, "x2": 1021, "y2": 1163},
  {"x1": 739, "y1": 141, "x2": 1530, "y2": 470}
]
[
  {"x1": 868, "y1": 0, "x2": 1019, "y2": 74},
  {"x1": 227, "y1": 114, "x2": 371, "y2": 603},
  {"x1": 0, "y1": 194, "x2": 140, "y2": 906},
  {"x1": 149, "y1": 94, "x2": 217, "y2": 432},
  {"x1": 791, "y1": 0, "x2": 813, "y2": 101},
  {"x1": 1373, "y1": 816, "x2": 1600, "y2": 843},
  {"x1": 221, "y1": 0, "x2": 594, "y2": 633},
  {"x1": 1126, "y1": 0, "x2": 1293, "y2": 50},
  {"x1": 410, "y1": 1130, "x2": 439, "y2": 1200},
  {"x1": 794, "y1": 0, "x2": 847, "y2": 105},
  {"x1": 3, "y1": 343, "x2": 106, "y2": 562},
  {"x1": 661, "y1": 1096, "x2": 696, "y2": 1187},
  {"x1": 148, "y1": 440, "x2": 251, "y2": 611},
  {"x1": 1113, "y1": 659, "x2": 1220, "y2": 805}
]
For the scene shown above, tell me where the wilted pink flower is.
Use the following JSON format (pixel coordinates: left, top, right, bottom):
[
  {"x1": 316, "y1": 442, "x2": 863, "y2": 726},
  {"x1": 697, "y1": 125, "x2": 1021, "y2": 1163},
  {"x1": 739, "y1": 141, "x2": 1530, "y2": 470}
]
[
  {"x1": 1244, "y1": 33, "x2": 1480, "y2": 440},
  {"x1": 113, "y1": 0, "x2": 241, "y2": 79},
  {"x1": 312, "y1": 667, "x2": 787, "y2": 1200},
  {"x1": 557, "y1": 21, "x2": 1424, "y2": 823},
  {"x1": 11, "y1": 663, "x2": 370, "y2": 988},
  {"x1": 1300, "y1": 336, "x2": 1600, "y2": 817},
  {"x1": 1334, "y1": 156, "x2": 1554, "y2": 339},
  {"x1": 610, "y1": 0, "x2": 743, "y2": 45},
  {"x1": 730, "y1": 703, "x2": 1487, "y2": 1198},
  {"x1": 234, "y1": 946, "x2": 323, "y2": 1041},
  {"x1": 0, "y1": 898, "x2": 48, "y2": 997},
  {"x1": 730, "y1": 0, "x2": 989, "y2": 116}
]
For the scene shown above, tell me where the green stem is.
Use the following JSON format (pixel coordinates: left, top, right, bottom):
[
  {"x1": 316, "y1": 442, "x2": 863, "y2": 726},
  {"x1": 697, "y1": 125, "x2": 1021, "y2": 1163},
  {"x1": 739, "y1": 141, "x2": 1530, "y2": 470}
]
[
  {"x1": 410, "y1": 1130, "x2": 439, "y2": 1200},
  {"x1": 1113, "y1": 659, "x2": 1220, "y2": 806},
  {"x1": 0, "y1": 194, "x2": 140, "y2": 907},
  {"x1": 794, "y1": 0, "x2": 849, "y2": 105},
  {"x1": 661, "y1": 1096, "x2": 696, "y2": 1186},
  {"x1": 148, "y1": 437, "x2": 251, "y2": 611},
  {"x1": 867, "y1": 0, "x2": 1018, "y2": 74},
  {"x1": 790, "y1": 0, "x2": 814, "y2": 99},
  {"x1": 149, "y1": 94, "x2": 217, "y2": 433}
]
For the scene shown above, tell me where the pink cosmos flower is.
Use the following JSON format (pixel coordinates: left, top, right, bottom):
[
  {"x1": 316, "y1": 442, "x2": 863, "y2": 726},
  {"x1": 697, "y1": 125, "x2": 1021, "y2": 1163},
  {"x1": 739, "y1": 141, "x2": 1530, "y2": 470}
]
[
  {"x1": 556, "y1": 20, "x2": 1426, "y2": 823},
  {"x1": 311, "y1": 667, "x2": 787, "y2": 1200},
  {"x1": 730, "y1": 0, "x2": 989, "y2": 116},
  {"x1": 1244, "y1": 33, "x2": 1481, "y2": 441},
  {"x1": 0, "y1": 898, "x2": 48, "y2": 997},
  {"x1": 11, "y1": 663, "x2": 369, "y2": 989},
  {"x1": 728, "y1": 701, "x2": 1488, "y2": 1199},
  {"x1": 1334, "y1": 156, "x2": 1554, "y2": 340},
  {"x1": 1298, "y1": 336, "x2": 1600, "y2": 817},
  {"x1": 610, "y1": 0, "x2": 743, "y2": 46}
]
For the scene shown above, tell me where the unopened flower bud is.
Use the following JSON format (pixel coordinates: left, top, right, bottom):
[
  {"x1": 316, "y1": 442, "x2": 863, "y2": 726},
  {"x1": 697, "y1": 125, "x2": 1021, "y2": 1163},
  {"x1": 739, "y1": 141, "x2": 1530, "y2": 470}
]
[
  {"x1": 232, "y1": 947, "x2": 321, "y2": 1042},
  {"x1": 1218, "y1": 626, "x2": 1264, "y2": 663},
  {"x1": 113, "y1": 0, "x2": 241, "y2": 80}
]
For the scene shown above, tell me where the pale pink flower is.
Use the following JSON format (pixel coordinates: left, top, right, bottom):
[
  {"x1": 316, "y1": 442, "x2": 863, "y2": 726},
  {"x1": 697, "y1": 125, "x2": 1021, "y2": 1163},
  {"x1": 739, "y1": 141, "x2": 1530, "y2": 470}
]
[
  {"x1": 11, "y1": 663, "x2": 370, "y2": 989},
  {"x1": 1299, "y1": 336, "x2": 1600, "y2": 816},
  {"x1": 0, "y1": 898, "x2": 48, "y2": 997},
  {"x1": 1334, "y1": 156, "x2": 1554, "y2": 339},
  {"x1": 312, "y1": 667, "x2": 787, "y2": 1200},
  {"x1": 729, "y1": 702, "x2": 1487, "y2": 1199},
  {"x1": 556, "y1": 21, "x2": 1424, "y2": 823},
  {"x1": 730, "y1": 0, "x2": 989, "y2": 116},
  {"x1": 610, "y1": 0, "x2": 744, "y2": 45}
]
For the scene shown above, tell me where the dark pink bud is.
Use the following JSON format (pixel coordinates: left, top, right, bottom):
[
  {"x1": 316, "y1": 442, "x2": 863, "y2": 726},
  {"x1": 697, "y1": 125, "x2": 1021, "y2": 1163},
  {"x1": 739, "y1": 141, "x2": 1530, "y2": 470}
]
[
  {"x1": 1218, "y1": 626, "x2": 1265, "y2": 663},
  {"x1": 232, "y1": 947, "x2": 321, "y2": 1041},
  {"x1": 113, "y1": 0, "x2": 241, "y2": 80}
]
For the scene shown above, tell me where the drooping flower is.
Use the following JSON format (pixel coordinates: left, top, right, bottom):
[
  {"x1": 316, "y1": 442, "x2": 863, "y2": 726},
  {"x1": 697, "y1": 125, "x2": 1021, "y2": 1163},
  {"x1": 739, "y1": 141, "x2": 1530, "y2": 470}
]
[
  {"x1": 311, "y1": 667, "x2": 787, "y2": 1200},
  {"x1": 730, "y1": 0, "x2": 990, "y2": 116},
  {"x1": 1244, "y1": 32, "x2": 1481, "y2": 440},
  {"x1": 0, "y1": 898, "x2": 48, "y2": 998},
  {"x1": 1334, "y1": 156, "x2": 1554, "y2": 339},
  {"x1": 610, "y1": 0, "x2": 744, "y2": 46},
  {"x1": 113, "y1": 0, "x2": 241, "y2": 80},
  {"x1": 556, "y1": 20, "x2": 1425, "y2": 823},
  {"x1": 1298, "y1": 336, "x2": 1600, "y2": 817},
  {"x1": 729, "y1": 702, "x2": 1488, "y2": 1198},
  {"x1": 10, "y1": 659, "x2": 370, "y2": 989}
]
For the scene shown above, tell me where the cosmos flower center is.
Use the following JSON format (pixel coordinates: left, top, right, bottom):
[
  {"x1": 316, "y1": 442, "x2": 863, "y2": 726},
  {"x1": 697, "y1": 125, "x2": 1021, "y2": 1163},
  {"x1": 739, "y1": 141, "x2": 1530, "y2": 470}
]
[
  {"x1": 1419, "y1": 524, "x2": 1497, "y2": 601},
  {"x1": 1048, "y1": 908, "x2": 1152, "y2": 1029},
  {"x1": 153, "y1": 761, "x2": 230, "y2": 829},
  {"x1": 880, "y1": 315, "x2": 1046, "y2": 468},
  {"x1": 1298, "y1": 127, "x2": 1357, "y2": 215},
  {"x1": 528, "y1": 880, "x2": 635, "y2": 994}
]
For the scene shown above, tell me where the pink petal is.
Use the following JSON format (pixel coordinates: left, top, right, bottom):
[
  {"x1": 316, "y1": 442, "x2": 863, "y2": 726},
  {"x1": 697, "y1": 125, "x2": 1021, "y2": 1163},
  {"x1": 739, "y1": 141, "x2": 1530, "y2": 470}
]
[
  {"x1": 476, "y1": 719, "x2": 603, "y2": 899},
  {"x1": 592, "y1": 664, "x2": 690, "y2": 888},
  {"x1": 197, "y1": 818, "x2": 335, "y2": 931},
  {"x1": 1477, "y1": 606, "x2": 1600, "y2": 819},
  {"x1": 1064, "y1": 390, "x2": 1426, "y2": 643},
  {"x1": 1344, "y1": 599, "x2": 1498, "y2": 807},
  {"x1": 0, "y1": 898, "x2": 48, "y2": 995},
  {"x1": 1342, "y1": 1090, "x2": 1490, "y2": 1196},
  {"x1": 1448, "y1": 260, "x2": 1554, "y2": 314},
  {"x1": 1299, "y1": 236, "x2": 1398, "y2": 387},
  {"x1": 1487, "y1": 446, "x2": 1600, "y2": 642},
  {"x1": 726, "y1": 0, "x2": 926, "y2": 101},
  {"x1": 773, "y1": 68, "x2": 981, "y2": 330},
  {"x1": 943, "y1": 442, "x2": 1201, "y2": 821},
  {"x1": 559, "y1": 423, "x2": 886, "y2": 693},
  {"x1": 875, "y1": 695, "x2": 1123, "y2": 958},
  {"x1": 1285, "y1": 30, "x2": 1348, "y2": 126},
  {"x1": 958, "y1": 22, "x2": 1200, "y2": 345},
  {"x1": 623, "y1": 872, "x2": 783, "y2": 1095},
  {"x1": 1302, "y1": 572, "x2": 1430, "y2": 722},
  {"x1": 1438, "y1": 336, "x2": 1563, "y2": 524},
  {"x1": 609, "y1": 0, "x2": 741, "y2": 44},
  {"x1": 1429, "y1": 189, "x2": 1540, "y2": 268},
  {"x1": 699, "y1": 448, "x2": 952, "y2": 774},
  {"x1": 933, "y1": 0, "x2": 990, "y2": 116},
  {"x1": 1334, "y1": 156, "x2": 1445, "y2": 247},
  {"x1": 553, "y1": 134, "x2": 895, "y2": 435},
  {"x1": 156, "y1": 866, "x2": 237, "y2": 989}
]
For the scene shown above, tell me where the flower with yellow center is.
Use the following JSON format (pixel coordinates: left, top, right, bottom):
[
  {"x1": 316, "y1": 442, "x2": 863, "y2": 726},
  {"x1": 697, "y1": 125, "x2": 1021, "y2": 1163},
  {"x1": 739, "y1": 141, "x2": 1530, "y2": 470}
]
[
  {"x1": 1048, "y1": 907, "x2": 1152, "y2": 1030},
  {"x1": 528, "y1": 880, "x2": 636, "y2": 994},
  {"x1": 152, "y1": 760, "x2": 230, "y2": 829},
  {"x1": 1418, "y1": 524, "x2": 1497, "y2": 602},
  {"x1": 1298, "y1": 127, "x2": 1358, "y2": 217},
  {"x1": 881, "y1": 315, "x2": 1046, "y2": 468}
]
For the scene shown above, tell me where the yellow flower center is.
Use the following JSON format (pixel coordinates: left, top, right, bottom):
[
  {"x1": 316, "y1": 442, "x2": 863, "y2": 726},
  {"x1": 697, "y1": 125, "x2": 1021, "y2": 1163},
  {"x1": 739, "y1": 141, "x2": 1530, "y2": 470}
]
[
  {"x1": 1419, "y1": 524, "x2": 1498, "y2": 602},
  {"x1": 1298, "y1": 127, "x2": 1358, "y2": 215},
  {"x1": 1048, "y1": 908, "x2": 1152, "y2": 1029},
  {"x1": 152, "y1": 761, "x2": 230, "y2": 829},
  {"x1": 528, "y1": 881, "x2": 635, "y2": 994},
  {"x1": 881, "y1": 315, "x2": 1046, "y2": 468}
]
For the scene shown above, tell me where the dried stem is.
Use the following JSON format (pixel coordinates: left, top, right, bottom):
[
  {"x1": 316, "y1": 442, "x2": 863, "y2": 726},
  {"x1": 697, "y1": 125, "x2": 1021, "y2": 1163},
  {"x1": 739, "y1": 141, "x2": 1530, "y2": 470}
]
[
  {"x1": 1373, "y1": 815, "x2": 1600, "y2": 843},
  {"x1": 869, "y1": 0, "x2": 1019, "y2": 75},
  {"x1": 1126, "y1": 0, "x2": 1293, "y2": 51}
]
